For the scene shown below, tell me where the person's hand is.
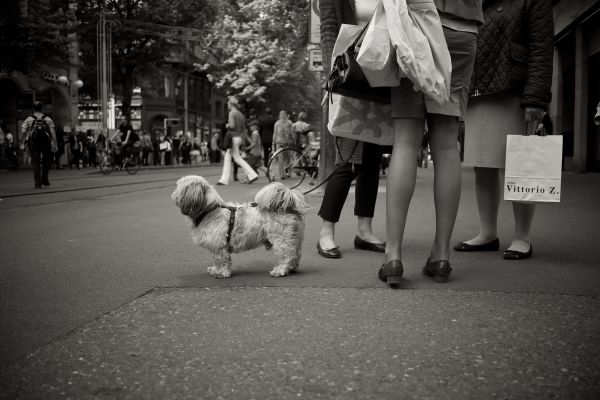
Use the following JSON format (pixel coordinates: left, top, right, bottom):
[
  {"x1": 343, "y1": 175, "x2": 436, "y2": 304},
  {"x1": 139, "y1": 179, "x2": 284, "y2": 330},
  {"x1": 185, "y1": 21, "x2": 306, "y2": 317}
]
[
  {"x1": 51, "y1": 142, "x2": 58, "y2": 153},
  {"x1": 524, "y1": 107, "x2": 544, "y2": 135}
]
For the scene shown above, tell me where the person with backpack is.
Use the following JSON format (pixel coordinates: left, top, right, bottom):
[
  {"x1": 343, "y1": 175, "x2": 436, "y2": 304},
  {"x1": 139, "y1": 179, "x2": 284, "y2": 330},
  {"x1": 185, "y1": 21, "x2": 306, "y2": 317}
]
[{"x1": 21, "y1": 101, "x2": 58, "y2": 188}]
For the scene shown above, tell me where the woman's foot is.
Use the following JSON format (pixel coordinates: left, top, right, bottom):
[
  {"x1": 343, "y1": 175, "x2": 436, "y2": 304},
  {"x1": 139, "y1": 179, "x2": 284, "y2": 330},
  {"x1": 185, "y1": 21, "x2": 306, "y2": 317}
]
[
  {"x1": 317, "y1": 234, "x2": 340, "y2": 258},
  {"x1": 454, "y1": 237, "x2": 500, "y2": 252},
  {"x1": 354, "y1": 235, "x2": 385, "y2": 253},
  {"x1": 422, "y1": 259, "x2": 452, "y2": 283},
  {"x1": 503, "y1": 240, "x2": 533, "y2": 260},
  {"x1": 378, "y1": 260, "x2": 404, "y2": 288}
]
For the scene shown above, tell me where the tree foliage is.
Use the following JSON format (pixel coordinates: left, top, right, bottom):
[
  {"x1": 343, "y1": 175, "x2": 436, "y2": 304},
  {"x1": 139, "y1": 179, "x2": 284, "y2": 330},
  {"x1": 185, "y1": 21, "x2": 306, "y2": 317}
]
[
  {"x1": 198, "y1": 0, "x2": 322, "y2": 121},
  {"x1": 76, "y1": 0, "x2": 218, "y2": 121},
  {"x1": 0, "y1": 0, "x2": 71, "y2": 73}
]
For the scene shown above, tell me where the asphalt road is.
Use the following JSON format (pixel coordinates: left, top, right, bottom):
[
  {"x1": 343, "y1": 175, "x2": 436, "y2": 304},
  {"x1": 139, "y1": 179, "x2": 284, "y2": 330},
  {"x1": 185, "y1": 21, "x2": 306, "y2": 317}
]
[{"x1": 1, "y1": 165, "x2": 599, "y2": 399}]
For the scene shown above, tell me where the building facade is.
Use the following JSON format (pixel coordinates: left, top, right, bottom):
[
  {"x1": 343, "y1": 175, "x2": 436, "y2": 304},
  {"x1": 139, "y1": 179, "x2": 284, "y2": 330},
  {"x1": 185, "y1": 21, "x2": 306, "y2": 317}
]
[{"x1": 551, "y1": 0, "x2": 600, "y2": 172}]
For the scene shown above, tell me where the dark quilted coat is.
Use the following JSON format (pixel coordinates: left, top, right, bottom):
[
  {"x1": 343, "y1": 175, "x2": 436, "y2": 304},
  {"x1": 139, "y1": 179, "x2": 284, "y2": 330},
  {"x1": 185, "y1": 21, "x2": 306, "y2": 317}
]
[{"x1": 471, "y1": 0, "x2": 554, "y2": 109}]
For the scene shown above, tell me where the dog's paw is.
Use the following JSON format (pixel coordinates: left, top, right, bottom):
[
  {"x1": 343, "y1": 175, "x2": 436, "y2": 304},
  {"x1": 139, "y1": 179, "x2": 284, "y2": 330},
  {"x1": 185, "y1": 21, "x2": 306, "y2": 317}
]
[
  {"x1": 270, "y1": 268, "x2": 290, "y2": 277},
  {"x1": 207, "y1": 266, "x2": 232, "y2": 278}
]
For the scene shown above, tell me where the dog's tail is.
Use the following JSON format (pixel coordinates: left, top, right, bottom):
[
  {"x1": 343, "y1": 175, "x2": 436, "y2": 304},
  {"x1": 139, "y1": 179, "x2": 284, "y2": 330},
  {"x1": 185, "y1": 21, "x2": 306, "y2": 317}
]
[{"x1": 255, "y1": 182, "x2": 309, "y2": 214}]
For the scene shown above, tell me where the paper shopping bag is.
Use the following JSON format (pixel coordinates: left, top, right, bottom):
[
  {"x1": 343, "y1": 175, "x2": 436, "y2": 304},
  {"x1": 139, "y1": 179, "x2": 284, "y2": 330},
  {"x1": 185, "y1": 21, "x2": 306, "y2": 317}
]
[
  {"x1": 327, "y1": 94, "x2": 394, "y2": 146},
  {"x1": 504, "y1": 134, "x2": 563, "y2": 203},
  {"x1": 356, "y1": 0, "x2": 401, "y2": 87}
]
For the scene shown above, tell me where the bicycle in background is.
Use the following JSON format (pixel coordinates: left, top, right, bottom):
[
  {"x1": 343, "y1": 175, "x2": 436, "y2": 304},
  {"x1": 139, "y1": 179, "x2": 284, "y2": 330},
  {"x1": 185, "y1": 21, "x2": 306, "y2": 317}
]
[
  {"x1": 266, "y1": 143, "x2": 320, "y2": 190},
  {"x1": 99, "y1": 139, "x2": 141, "y2": 175}
]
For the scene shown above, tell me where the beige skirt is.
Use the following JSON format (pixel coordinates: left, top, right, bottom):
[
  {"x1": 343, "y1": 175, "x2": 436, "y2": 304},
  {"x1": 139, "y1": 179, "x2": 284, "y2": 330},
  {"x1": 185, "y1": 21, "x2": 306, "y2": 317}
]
[{"x1": 463, "y1": 92, "x2": 526, "y2": 169}]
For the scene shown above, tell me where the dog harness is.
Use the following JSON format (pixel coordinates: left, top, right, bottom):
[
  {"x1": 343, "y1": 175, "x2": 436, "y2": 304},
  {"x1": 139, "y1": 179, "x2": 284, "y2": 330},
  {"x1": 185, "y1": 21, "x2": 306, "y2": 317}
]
[{"x1": 194, "y1": 202, "x2": 258, "y2": 252}]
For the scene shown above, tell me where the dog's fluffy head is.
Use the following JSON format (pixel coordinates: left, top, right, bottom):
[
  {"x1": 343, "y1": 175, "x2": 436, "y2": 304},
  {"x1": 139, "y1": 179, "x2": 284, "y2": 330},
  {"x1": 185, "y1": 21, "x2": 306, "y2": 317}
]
[{"x1": 171, "y1": 175, "x2": 224, "y2": 219}]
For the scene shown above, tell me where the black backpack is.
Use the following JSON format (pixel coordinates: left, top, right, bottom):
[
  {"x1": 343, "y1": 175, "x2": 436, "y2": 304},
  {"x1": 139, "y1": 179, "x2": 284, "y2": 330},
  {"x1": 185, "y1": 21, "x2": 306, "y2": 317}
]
[{"x1": 30, "y1": 115, "x2": 51, "y2": 148}]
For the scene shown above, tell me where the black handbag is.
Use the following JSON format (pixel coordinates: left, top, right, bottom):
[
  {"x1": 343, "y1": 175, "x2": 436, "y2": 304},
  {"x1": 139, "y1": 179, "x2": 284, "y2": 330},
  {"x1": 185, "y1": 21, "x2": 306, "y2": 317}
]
[
  {"x1": 220, "y1": 132, "x2": 232, "y2": 151},
  {"x1": 326, "y1": 22, "x2": 391, "y2": 104}
]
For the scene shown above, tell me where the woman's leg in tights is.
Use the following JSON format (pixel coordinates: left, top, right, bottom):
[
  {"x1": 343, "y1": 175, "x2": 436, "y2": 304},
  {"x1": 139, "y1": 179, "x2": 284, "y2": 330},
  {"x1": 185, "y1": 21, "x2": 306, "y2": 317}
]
[
  {"x1": 385, "y1": 118, "x2": 424, "y2": 263},
  {"x1": 510, "y1": 202, "x2": 535, "y2": 252},
  {"x1": 463, "y1": 167, "x2": 501, "y2": 245},
  {"x1": 355, "y1": 143, "x2": 384, "y2": 244},
  {"x1": 427, "y1": 115, "x2": 462, "y2": 262}
]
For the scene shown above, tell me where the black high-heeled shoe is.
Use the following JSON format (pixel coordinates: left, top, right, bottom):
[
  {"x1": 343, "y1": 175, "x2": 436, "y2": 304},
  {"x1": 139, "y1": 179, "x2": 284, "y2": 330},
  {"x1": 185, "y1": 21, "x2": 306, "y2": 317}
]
[
  {"x1": 422, "y1": 259, "x2": 452, "y2": 283},
  {"x1": 378, "y1": 260, "x2": 404, "y2": 288}
]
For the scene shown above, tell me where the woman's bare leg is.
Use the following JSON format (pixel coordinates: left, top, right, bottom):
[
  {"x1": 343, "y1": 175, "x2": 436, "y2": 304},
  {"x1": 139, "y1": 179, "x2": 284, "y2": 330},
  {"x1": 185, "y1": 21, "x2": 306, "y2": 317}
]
[
  {"x1": 385, "y1": 118, "x2": 424, "y2": 263},
  {"x1": 428, "y1": 115, "x2": 462, "y2": 262}
]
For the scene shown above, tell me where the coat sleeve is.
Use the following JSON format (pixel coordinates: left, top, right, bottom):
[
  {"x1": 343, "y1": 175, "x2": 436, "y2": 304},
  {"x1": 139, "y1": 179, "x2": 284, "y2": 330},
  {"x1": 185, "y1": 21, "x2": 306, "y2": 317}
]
[
  {"x1": 521, "y1": 0, "x2": 554, "y2": 109},
  {"x1": 320, "y1": 0, "x2": 339, "y2": 75}
]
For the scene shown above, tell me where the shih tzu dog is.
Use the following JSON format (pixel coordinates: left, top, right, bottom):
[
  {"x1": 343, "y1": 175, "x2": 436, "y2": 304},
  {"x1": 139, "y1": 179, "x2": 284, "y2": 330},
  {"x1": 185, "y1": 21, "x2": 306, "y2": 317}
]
[{"x1": 172, "y1": 175, "x2": 309, "y2": 278}]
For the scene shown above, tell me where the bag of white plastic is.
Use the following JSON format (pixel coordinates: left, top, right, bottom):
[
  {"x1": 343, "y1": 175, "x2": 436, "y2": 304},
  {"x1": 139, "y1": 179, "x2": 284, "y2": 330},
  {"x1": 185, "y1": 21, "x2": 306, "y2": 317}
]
[
  {"x1": 356, "y1": 0, "x2": 401, "y2": 87},
  {"x1": 381, "y1": 0, "x2": 451, "y2": 103}
]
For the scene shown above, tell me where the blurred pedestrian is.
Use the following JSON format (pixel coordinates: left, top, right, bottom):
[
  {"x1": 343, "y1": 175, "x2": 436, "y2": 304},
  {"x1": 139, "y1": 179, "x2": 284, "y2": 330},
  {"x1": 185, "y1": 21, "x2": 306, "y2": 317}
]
[
  {"x1": 21, "y1": 101, "x2": 58, "y2": 188},
  {"x1": 68, "y1": 132, "x2": 82, "y2": 169},
  {"x1": 209, "y1": 132, "x2": 220, "y2": 163},
  {"x1": 245, "y1": 121, "x2": 263, "y2": 174},
  {"x1": 172, "y1": 132, "x2": 181, "y2": 164},
  {"x1": 200, "y1": 140, "x2": 209, "y2": 163},
  {"x1": 258, "y1": 107, "x2": 276, "y2": 165},
  {"x1": 272, "y1": 110, "x2": 294, "y2": 180},
  {"x1": 86, "y1": 130, "x2": 97, "y2": 168},
  {"x1": 179, "y1": 135, "x2": 192, "y2": 165},
  {"x1": 455, "y1": 0, "x2": 553, "y2": 261},
  {"x1": 217, "y1": 97, "x2": 258, "y2": 185},
  {"x1": 152, "y1": 131, "x2": 160, "y2": 166},
  {"x1": 141, "y1": 131, "x2": 153, "y2": 166}
]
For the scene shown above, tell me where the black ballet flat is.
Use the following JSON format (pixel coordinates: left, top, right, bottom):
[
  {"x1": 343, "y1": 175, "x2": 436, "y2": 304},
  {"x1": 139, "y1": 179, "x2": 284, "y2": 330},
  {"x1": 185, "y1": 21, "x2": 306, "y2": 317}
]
[
  {"x1": 422, "y1": 259, "x2": 452, "y2": 283},
  {"x1": 503, "y1": 244, "x2": 533, "y2": 260},
  {"x1": 317, "y1": 242, "x2": 341, "y2": 259},
  {"x1": 454, "y1": 238, "x2": 500, "y2": 252},
  {"x1": 354, "y1": 235, "x2": 386, "y2": 253},
  {"x1": 378, "y1": 260, "x2": 404, "y2": 288}
]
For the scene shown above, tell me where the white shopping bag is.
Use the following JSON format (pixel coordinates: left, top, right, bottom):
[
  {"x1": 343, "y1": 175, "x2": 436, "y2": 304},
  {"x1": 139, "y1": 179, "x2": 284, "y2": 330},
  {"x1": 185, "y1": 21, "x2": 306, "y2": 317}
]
[
  {"x1": 356, "y1": 0, "x2": 401, "y2": 87},
  {"x1": 327, "y1": 94, "x2": 394, "y2": 146},
  {"x1": 331, "y1": 24, "x2": 365, "y2": 67},
  {"x1": 504, "y1": 134, "x2": 563, "y2": 203},
  {"x1": 381, "y1": 0, "x2": 451, "y2": 103}
]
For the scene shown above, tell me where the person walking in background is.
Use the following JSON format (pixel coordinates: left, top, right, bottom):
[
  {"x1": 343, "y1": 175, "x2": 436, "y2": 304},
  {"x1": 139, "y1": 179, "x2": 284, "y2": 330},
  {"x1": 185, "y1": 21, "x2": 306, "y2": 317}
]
[
  {"x1": 259, "y1": 107, "x2": 276, "y2": 164},
  {"x1": 86, "y1": 130, "x2": 97, "y2": 168},
  {"x1": 21, "y1": 101, "x2": 58, "y2": 188},
  {"x1": 141, "y1": 131, "x2": 153, "y2": 166},
  {"x1": 371, "y1": 0, "x2": 483, "y2": 286},
  {"x1": 172, "y1": 133, "x2": 181, "y2": 165},
  {"x1": 272, "y1": 110, "x2": 294, "y2": 180},
  {"x1": 69, "y1": 132, "x2": 83, "y2": 169},
  {"x1": 454, "y1": 0, "x2": 553, "y2": 261},
  {"x1": 152, "y1": 131, "x2": 160, "y2": 166},
  {"x1": 209, "y1": 132, "x2": 220, "y2": 164},
  {"x1": 179, "y1": 135, "x2": 192, "y2": 165},
  {"x1": 200, "y1": 140, "x2": 209, "y2": 163},
  {"x1": 245, "y1": 121, "x2": 264, "y2": 175},
  {"x1": 217, "y1": 97, "x2": 258, "y2": 185}
]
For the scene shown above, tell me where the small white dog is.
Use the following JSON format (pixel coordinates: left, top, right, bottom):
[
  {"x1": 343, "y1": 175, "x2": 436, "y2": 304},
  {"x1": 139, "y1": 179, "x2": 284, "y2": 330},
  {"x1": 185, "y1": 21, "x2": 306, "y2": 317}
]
[{"x1": 171, "y1": 175, "x2": 309, "y2": 278}]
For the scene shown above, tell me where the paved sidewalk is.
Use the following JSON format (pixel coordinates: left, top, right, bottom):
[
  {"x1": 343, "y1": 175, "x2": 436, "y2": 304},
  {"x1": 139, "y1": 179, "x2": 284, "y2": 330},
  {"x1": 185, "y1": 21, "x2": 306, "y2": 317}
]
[{"x1": 1, "y1": 167, "x2": 599, "y2": 399}]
